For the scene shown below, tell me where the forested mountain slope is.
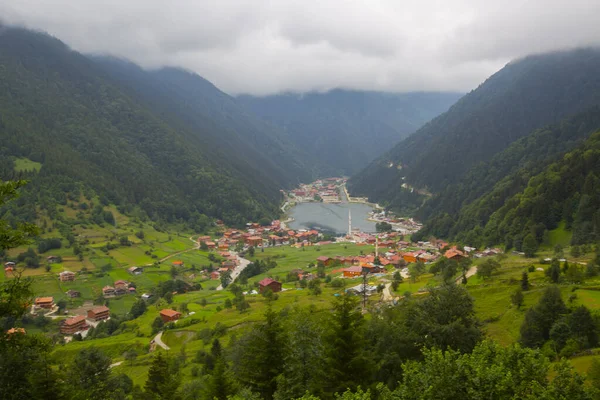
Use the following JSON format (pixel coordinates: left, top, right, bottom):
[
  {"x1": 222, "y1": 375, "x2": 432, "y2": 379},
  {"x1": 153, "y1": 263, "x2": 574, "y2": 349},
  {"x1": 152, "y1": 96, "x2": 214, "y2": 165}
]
[
  {"x1": 237, "y1": 90, "x2": 462, "y2": 176},
  {"x1": 451, "y1": 130, "x2": 600, "y2": 250},
  {"x1": 413, "y1": 107, "x2": 600, "y2": 244},
  {"x1": 349, "y1": 48, "x2": 600, "y2": 209},
  {"x1": 93, "y1": 58, "x2": 311, "y2": 186},
  {"x1": 0, "y1": 27, "x2": 303, "y2": 227}
]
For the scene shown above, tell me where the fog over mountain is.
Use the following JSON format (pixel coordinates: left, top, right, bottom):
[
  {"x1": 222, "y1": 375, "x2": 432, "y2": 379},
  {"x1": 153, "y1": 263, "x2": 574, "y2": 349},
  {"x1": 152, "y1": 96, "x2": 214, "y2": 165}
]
[{"x1": 2, "y1": 0, "x2": 600, "y2": 95}]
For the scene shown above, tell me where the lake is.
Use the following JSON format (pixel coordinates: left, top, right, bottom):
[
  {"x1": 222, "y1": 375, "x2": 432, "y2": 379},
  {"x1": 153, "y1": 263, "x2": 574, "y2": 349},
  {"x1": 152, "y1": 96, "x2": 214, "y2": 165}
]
[{"x1": 287, "y1": 201, "x2": 376, "y2": 234}]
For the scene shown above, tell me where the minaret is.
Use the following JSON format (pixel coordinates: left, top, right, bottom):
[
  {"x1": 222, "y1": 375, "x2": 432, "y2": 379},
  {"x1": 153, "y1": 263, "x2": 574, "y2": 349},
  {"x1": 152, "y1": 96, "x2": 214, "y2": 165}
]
[
  {"x1": 375, "y1": 235, "x2": 379, "y2": 258},
  {"x1": 348, "y1": 209, "x2": 352, "y2": 237}
]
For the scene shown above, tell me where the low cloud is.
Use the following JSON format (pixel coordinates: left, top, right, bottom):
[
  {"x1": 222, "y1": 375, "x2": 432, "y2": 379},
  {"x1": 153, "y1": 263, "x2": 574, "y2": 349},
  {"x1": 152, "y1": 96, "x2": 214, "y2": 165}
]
[{"x1": 2, "y1": 0, "x2": 600, "y2": 95}]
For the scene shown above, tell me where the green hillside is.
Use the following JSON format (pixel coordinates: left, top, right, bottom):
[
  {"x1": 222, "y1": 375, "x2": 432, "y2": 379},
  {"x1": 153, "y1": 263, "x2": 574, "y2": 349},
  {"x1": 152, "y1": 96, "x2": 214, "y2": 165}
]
[
  {"x1": 0, "y1": 27, "x2": 306, "y2": 228},
  {"x1": 349, "y1": 48, "x2": 600, "y2": 211},
  {"x1": 237, "y1": 90, "x2": 462, "y2": 176},
  {"x1": 458, "y1": 131, "x2": 600, "y2": 249},
  {"x1": 413, "y1": 107, "x2": 600, "y2": 245}
]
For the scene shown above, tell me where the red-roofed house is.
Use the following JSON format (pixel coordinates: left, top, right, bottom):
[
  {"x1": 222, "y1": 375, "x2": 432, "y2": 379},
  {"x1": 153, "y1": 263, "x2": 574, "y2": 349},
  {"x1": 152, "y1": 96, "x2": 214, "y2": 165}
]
[
  {"x1": 258, "y1": 278, "x2": 282, "y2": 293},
  {"x1": 160, "y1": 309, "x2": 182, "y2": 323},
  {"x1": 60, "y1": 315, "x2": 89, "y2": 334},
  {"x1": 87, "y1": 306, "x2": 110, "y2": 322},
  {"x1": 445, "y1": 247, "x2": 465, "y2": 261},
  {"x1": 316, "y1": 256, "x2": 333, "y2": 266},
  {"x1": 343, "y1": 266, "x2": 363, "y2": 278},
  {"x1": 35, "y1": 297, "x2": 54, "y2": 309}
]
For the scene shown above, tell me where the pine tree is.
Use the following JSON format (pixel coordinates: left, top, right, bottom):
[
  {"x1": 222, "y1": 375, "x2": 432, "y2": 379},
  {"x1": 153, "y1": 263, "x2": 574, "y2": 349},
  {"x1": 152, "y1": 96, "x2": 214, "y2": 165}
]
[
  {"x1": 324, "y1": 295, "x2": 372, "y2": 396},
  {"x1": 521, "y1": 271, "x2": 530, "y2": 290},
  {"x1": 511, "y1": 287, "x2": 524, "y2": 309},
  {"x1": 231, "y1": 304, "x2": 283, "y2": 399},
  {"x1": 145, "y1": 352, "x2": 180, "y2": 399},
  {"x1": 522, "y1": 234, "x2": 538, "y2": 257}
]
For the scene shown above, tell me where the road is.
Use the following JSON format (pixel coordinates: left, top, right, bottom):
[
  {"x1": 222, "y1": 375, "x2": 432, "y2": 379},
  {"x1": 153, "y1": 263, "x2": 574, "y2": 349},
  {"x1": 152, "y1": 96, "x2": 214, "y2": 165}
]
[
  {"x1": 217, "y1": 254, "x2": 251, "y2": 290},
  {"x1": 153, "y1": 331, "x2": 170, "y2": 350},
  {"x1": 456, "y1": 266, "x2": 478, "y2": 284},
  {"x1": 381, "y1": 283, "x2": 394, "y2": 302}
]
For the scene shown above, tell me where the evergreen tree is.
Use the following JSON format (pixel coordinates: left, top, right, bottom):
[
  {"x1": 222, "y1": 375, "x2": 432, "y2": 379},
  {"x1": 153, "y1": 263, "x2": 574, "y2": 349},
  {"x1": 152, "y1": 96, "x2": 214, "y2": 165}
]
[
  {"x1": 546, "y1": 260, "x2": 561, "y2": 283},
  {"x1": 511, "y1": 287, "x2": 524, "y2": 309},
  {"x1": 68, "y1": 348, "x2": 112, "y2": 400},
  {"x1": 324, "y1": 295, "x2": 372, "y2": 396},
  {"x1": 145, "y1": 352, "x2": 180, "y2": 399},
  {"x1": 521, "y1": 271, "x2": 530, "y2": 290},
  {"x1": 275, "y1": 309, "x2": 326, "y2": 399},
  {"x1": 406, "y1": 283, "x2": 482, "y2": 353},
  {"x1": 522, "y1": 234, "x2": 538, "y2": 257},
  {"x1": 232, "y1": 305, "x2": 284, "y2": 399},
  {"x1": 520, "y1": 286, "x2": 567, "y2": 348}
]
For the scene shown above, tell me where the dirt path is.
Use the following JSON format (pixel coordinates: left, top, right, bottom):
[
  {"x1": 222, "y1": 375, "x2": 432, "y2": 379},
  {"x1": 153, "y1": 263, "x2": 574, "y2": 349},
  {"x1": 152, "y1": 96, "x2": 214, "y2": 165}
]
[
  {"x1": 141, "y1": 236, "x2": 199, "y2": 267},
  {"x1": 381, "y1": 283, "x2": 394, "y2": 302},
  {"x1": 456, "y1": 266, "x2": 478, "y2": 284},
  {"x1": 152, "y1": 331, "x2": 170, "y2": 350}
]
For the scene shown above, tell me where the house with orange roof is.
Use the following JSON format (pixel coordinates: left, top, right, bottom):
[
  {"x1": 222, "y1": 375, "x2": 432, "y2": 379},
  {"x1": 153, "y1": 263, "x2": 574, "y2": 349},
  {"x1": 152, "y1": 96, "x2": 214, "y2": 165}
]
[
  {"x1": 35, "y1": 297, "x2": 54, "y2": 309},
  {"x1": 60, "y1": 315, "x2": 88, "y2": 334},
  {"x1": 172, "y1": 260, "x2": 184, "y2": 267},
  {"x1": 445, "y1": 247, "x2": 465, "y2": 261},
  {"x1": 343, "y1": 266, "x2": 364, "y2": 278},
  {"x1": 402, "y1": 252, "x2": 417, "y2": 263},
  {"x1": 160, "y1": 309, "x2": 182, "y2": 323},
  {"x1": 87, "y1": 306, "x2": 110, "y2": 322}
]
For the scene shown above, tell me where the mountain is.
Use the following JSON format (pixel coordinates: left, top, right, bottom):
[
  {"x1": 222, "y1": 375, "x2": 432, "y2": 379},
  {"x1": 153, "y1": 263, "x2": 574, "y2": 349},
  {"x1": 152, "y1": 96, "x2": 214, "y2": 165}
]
[
  {"x1": 457, "y1": 128, "x2": 600, "y2": 250},
  {"x1": 412, "y1": 107, "x2": 600, "y2": 246},
  {"x1": 92, "y1": 58, "x2": 311, "y2": 187},
  {"x1": 0, "y1": 27, "x2": 308, "y2": 228},
  {"x1": 349, "y1": 48, "x2": 600, "y2": 212},
  {"x1": 237, "y1": 90, "x2": 462, "y2": 176}
]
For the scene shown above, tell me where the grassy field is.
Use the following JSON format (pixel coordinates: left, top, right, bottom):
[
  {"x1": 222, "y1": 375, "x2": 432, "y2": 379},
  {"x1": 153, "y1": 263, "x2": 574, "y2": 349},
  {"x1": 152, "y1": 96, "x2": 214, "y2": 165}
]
[
  {"x1": 7, "y1": 208, "x2": 600, "y2": 390},
  {"x1": 13, "y1": 157, "x2": 42, "y2": 172}
]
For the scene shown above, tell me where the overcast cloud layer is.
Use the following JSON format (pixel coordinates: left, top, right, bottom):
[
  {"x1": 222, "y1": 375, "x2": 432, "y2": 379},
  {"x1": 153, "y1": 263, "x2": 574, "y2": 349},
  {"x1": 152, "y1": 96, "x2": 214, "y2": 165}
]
[{"x1": 2, "y1": 0, "x2": 600, "y2": 95}]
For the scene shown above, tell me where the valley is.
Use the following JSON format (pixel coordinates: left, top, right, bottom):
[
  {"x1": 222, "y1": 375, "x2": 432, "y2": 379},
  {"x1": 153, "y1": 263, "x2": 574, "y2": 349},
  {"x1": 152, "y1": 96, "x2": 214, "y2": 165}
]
[{"x1": 2, "y1": 18, "x2": 600, "y2": 400}]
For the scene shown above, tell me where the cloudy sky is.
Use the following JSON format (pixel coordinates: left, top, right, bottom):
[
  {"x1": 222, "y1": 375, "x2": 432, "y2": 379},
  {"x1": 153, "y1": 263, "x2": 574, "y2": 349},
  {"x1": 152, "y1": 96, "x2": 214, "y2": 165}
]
[{"x1": 2, "y1": 0, "x2": 600, "y2": 95}]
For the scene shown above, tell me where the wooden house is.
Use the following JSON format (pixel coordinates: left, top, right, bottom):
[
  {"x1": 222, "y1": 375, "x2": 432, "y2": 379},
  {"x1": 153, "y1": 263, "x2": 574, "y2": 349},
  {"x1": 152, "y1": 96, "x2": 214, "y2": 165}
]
[
  {"x1": 59, "y1": 271, "x2": 76, "y2": 282},
  {"x1": 258, "y1": 278, "x2": 282, "y2": 293},
  {"x1": 160, "y1": 309, "x2": 182, "y2": 323},
  {"x1": 60, "y1": 315, "x2": 88, "y2": 334},
  {"x1": 87, "y1": 306, "x2": 110, "y2": 322},
  {"x1": 35, "y1": 297, "x2": 54, "y2": 309}
]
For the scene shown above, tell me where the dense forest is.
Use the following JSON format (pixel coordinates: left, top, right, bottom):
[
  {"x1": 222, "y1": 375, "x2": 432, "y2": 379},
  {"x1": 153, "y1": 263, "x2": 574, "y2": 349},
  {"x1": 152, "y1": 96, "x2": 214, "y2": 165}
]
[
  {"x1": 413, "y1": 107, "x2": 600, "y2": 245},
  {"x1": 349, "y1": 48, "x2": 600, "y2": 213},
  {"x1": 237, "y1": 90, "x2": 461, "y2": 176},
  {"x1": 0, "y1": 27, "x2": 310, "y2": 228},
  {"x1": 448, "y1": 131, "x2": 600, "y2": 249}
]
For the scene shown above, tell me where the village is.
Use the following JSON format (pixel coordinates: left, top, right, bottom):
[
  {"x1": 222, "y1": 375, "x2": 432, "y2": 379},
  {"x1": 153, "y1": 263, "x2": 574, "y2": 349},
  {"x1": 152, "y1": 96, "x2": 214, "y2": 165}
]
[
  {"x1": 16, "y1": 210, "x2": 507, "y2": 341},
  {"x1": 285, "y1": 177, "x2": 347, "y2": 204}
]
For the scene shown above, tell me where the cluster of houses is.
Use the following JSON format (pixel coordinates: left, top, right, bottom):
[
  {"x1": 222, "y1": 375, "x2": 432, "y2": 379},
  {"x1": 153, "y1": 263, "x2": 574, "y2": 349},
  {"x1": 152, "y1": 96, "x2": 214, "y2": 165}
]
[
  {"x1": 288, "y1": 177, "x2": 346, "y2": 203},
  {"x1": 367, "y1": 211, "x2": 424, "y2": 234},
  {"x1": 102, "y1": 280, "x2": 136, "y2": 298},
  {"x1": 60, "y1": 305, "x2": 111, "y2": 335},
  {"x1": 207, "y1": 251, "x2": 241, "y2": 280},
  {"x1": 315, "y1": 240, "x2": 504, "y2": 279},
  {"x1": 198, "y1": 222, "x2": 323, "y2": 253}
]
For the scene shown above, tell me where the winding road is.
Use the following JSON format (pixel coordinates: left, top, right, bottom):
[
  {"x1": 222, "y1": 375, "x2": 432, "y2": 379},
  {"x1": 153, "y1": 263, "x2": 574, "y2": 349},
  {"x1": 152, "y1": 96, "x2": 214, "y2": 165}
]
[{"x1": 153, "y1": 331, "x2": 170, "y2": 350}]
